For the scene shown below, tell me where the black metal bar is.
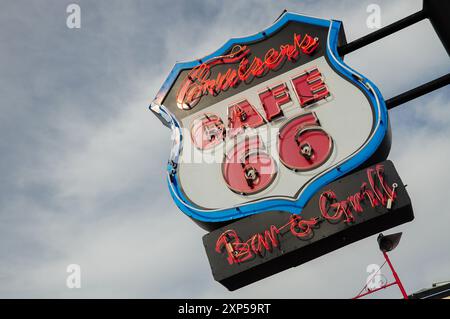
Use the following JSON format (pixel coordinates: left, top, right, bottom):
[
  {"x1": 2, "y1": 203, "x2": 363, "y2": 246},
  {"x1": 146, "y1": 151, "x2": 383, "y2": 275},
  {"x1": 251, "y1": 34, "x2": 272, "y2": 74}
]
[
  {"x1": 424, "y1": 0, "x2": 450, "y2": 56},
  {"x1": 274, "y1": 9, "x2": 288, "y2": 23},
  {"x1": 338, "y1": 10, "x2": 427, "y2": 56},
  {"x1": 386, "y1": 73, "x2": 450, "y2": 110}
]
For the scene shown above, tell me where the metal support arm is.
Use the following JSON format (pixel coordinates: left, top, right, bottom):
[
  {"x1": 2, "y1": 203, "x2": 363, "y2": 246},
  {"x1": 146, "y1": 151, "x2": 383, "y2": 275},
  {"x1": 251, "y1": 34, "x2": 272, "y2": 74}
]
[{"x1": 337, "y1": 0, "x2": 450, "y2": 110}]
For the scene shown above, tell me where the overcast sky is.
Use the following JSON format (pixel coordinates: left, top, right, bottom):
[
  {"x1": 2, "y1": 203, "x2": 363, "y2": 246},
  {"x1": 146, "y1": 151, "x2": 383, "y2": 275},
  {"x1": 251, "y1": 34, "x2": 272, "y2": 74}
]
[{"x1": 0, "y1": 0, "x2": 449, "y2": 298}]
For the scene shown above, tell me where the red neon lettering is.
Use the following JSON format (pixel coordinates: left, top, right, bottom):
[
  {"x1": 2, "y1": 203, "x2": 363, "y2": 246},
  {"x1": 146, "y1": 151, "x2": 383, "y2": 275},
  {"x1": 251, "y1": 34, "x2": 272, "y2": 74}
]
[
  {"x1": 176, "y1": 33, "x2": 319, "y2": 109},
  {"x1": 319, "y1": 191, "x2": 355, "y2": 223},
  {"x1": 250, "y1": 225, "x2": 280, "y2": 254},
  {"x1": 289, "y1": 215, "x2": 318, "y2": 238},
  {"x1": 319, "y1": 165, "x2": 394, "y2": 224},
  {"x1": 215, "y1": 216, "x2": 319, "y2": 265},
  {"x1": 258, "y1": 83, "x2": 290, "y2": 121},
  {"x1": 227, "y1": 100, "x2": 265, "y2": 138},
  {"x1": 292, "y1": 67, "x2": 329, "y2": 107}
]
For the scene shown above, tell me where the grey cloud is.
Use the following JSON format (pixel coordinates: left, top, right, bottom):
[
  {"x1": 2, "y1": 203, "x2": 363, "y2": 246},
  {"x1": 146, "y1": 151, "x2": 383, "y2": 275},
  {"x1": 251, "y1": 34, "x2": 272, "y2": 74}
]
[{"x1": 0, "y1": 0, "x2": 448, "y2": 298}]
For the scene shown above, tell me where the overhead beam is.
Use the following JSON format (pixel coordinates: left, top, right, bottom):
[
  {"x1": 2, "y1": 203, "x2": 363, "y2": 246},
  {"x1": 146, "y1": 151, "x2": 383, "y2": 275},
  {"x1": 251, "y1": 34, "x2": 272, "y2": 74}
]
[
  {"x1": 386, "y1": 73, "x2": 450, "y2": 110},
  {"x1": 338, "y1": 10, "x2": 427, "y2": 56}
]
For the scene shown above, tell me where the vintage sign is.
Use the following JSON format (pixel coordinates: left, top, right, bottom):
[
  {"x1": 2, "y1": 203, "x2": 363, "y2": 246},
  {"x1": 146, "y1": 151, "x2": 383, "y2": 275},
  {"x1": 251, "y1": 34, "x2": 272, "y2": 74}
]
[
  {"x1": 150, "y1": 12, "x2": 392, "y2": 229},
  {"x1": 203, "y1": 161, "x2": 414, "y2": 290},
  {"x1": 149, "y1": 12, "x2": 417, "y2": 290}
]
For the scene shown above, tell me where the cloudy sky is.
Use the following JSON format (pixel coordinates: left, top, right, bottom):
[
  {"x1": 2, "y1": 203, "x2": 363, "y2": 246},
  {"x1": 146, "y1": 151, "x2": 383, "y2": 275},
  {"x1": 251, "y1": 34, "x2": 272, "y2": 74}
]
[{"x1": 0, "y1": 0, "x2": 449, "y2": 298}]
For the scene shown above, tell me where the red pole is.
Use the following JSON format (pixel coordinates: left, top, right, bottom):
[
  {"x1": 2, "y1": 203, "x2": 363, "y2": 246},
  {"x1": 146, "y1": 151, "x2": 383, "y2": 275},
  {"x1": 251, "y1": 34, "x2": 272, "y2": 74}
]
[{"x1": 383, "y1": 251, "x2": 409, "y2": 299}]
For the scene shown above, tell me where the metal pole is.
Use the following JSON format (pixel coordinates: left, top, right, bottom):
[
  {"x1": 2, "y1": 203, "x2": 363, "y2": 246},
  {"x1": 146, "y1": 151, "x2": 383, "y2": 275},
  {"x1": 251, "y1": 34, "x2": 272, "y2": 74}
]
[
  {"x1": 383, "y1": 251, "x2": 409, "y2": 299},
  {"x1": 338, "y1": 10, "x2": 427, "y2": 56},
  {"x1": 386, "y1": 73, "x2": 450, "y2": 110}
]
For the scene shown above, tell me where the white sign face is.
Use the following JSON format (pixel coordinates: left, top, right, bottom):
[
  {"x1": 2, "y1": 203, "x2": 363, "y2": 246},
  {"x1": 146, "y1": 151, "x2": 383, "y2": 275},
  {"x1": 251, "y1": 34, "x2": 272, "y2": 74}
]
[
  {"x1": 179, "y1": 57, "x2": 373, "y2": 208},
  {"x1": 150, "y1": 13, "x2": 390, "y2": 227}
]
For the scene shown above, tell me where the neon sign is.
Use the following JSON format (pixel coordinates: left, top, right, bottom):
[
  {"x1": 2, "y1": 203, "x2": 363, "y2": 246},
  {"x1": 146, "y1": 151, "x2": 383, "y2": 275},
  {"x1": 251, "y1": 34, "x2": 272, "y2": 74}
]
[{"x1": 151, "y1": 13, "x2": 414, "y2": 291}]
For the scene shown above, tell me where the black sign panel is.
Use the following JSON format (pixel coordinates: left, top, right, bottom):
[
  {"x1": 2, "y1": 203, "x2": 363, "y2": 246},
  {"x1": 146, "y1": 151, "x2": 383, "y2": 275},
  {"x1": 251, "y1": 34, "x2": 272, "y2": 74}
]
[{"x1": 203, "y1": 160, "x2": 414, "y2": 291}]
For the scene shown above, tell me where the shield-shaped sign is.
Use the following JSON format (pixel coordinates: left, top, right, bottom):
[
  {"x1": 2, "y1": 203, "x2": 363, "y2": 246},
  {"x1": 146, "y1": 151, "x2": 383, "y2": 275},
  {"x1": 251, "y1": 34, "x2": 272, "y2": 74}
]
[{"x1": 150, "y1": 12, "x2": 391, "y2": 230}]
